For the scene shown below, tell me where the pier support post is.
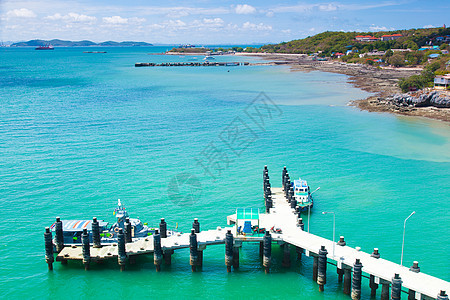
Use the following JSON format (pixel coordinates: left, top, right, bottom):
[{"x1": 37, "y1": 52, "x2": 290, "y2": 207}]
[
  {"x1": 193, "y1": 218, "x2": 200, "y2": 233},
  {"x1": 317, "y1": 246, "x2": 328, "y2": 291},
  {"x1": 263, "y1": 231, "x2": 272, "y2": 273},
  {"x1": 282, "y1": 243, "x2": 291, "y2": 268},
  {"x1": 297, "y1": 218, "x2": 304, "y2": 230},
  {"x1": 266, "y1": 195, "x2": 272, "y2": 213},
  {"x1": 125, "y1": 218, "x2": 132, "y2": 243},
  {"x1": 282, "y1": 166, "x2": 287, "y2": 190},
  {"x1": 290, "y1": 198, "x2": 297, "y2": 210},
  {"x1": 381, "y1": 280, "x2": 390, "y2": 300},
  {"x1": 337, "y1": 268, "x2": 344, "y2": 283},
  {"x1": 233, "y1": 246, "x2": 239, "y2": 269},
  {"x1": 296, "y1": 247, "x2": 303, "y2": 260},
  {"x1": 153, "y1": 229, "x2": 162, "y2": 272},
  {"x1": 163, "y1": 249, "x2": 174, "y2": 265},
  {"x1": 44, "y1": 227, "x2": 54, "y2": 270},
  {"x1": 408, "y1": 290, "x2": 416, "y2": 300},
  {"x1": 92, "y1": 217, "x2": 101, "y2": 248},
  {"x1": 312, "y1": 254, "x2": 319, "y2": 282},
  {"x1": 117, "y1": 228, "x2": 127, "y2": 271},
  {"x1": 55, "y1": 217, "x2": 64, "y2": 253},
  {"x1": 189, "y1": 229, "x2": 198, "y2": 272},
  {"x1": 343, "y1": 266, "x2": 351, "y2": 294},
  {"x1": 81, "y1": 228, "x2": 90, "y2": 270},
  {"x1": 259, "y1": 241, "x2": 263, "y2": 258},
  {"x1": 391, "y1": 273, "x2": 402, "y2": 300},
  {"x1": 437, "y1": 291, "x2": 449, "y2": 300},
  {"x1": 160, "y1": 218, "x2": 167, "y2": 239},
  {"x1": 225, "y1": 230, "x2": 233, "y2": 272},
  {"x1": 370, "y1": 248, "x2": 380, "y2": 296},
  {"x1": 351, "y1": 259, "x2": 363, "y2": 300}
]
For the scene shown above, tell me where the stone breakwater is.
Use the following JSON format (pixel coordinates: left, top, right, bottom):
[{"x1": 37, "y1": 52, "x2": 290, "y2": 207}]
[{"x1": 390, "y1": 91, "x2": 450, "y2": 108}]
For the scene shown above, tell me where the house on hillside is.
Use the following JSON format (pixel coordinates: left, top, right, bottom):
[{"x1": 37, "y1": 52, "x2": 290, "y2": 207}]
[
  {"x1": 418, "y1": 45, "x2": 440, "y2": 51},
  {"x1": 381, "y1": 34, "x2": 402, "y2": 41},
  {"x1": 355, "y1": 35, "x2": 379, "y2": 42},
  {"x1": 434, "y1": 74, "x2": 450, "y2": 89}
]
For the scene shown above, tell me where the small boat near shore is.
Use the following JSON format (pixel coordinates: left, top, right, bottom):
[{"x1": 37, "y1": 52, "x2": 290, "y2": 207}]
[{"x1": 50, "y1": 199, "x2": 175, "y2": 247}]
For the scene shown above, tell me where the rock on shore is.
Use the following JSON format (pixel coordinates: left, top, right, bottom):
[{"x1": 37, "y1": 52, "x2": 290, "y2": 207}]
[{"x1": 390, "y1": 91, "x2": 450, "y2": 108}]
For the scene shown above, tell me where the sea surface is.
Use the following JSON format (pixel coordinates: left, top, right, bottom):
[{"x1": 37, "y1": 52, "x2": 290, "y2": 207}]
[{"x1": 0, "y1": 46, "x2": 449, "y2": 299}]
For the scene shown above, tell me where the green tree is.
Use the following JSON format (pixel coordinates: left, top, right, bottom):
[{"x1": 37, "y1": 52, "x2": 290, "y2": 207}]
[{"x1": 389, "y1": 53, "x2": 405, "y2": 67}]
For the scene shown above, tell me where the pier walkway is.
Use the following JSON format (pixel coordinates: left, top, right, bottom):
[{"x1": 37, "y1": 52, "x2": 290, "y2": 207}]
[{"x1": 46, "y1": 166, "x2": 449, "y2": 300}]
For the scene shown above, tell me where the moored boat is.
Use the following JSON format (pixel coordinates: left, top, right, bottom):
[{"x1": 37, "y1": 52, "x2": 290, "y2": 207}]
[
  {"x1": 50, "y1": 199, "x2": 175, "y2": 247},
  {"x1": 35, "y1": 45, "x2": 54, "y2": 50},
  {"x1": 293, "y1": 178, "x2": 313, "y2": 211}
]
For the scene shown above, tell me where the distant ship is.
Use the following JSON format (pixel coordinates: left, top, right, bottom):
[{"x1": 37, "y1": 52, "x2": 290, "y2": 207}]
[{"x1": 35, "y1": 45, "x2": 54, "y2": 50}]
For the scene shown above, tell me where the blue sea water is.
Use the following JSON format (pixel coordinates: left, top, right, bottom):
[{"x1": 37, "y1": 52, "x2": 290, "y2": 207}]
[{"x1": 0, "y1": 46, "x2": 449, "y2": 299}]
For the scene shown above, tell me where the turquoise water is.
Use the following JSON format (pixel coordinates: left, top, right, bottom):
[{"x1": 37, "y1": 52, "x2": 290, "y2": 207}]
[{"x1": 0, "y1": 47, "x2": 449, "y2": 299}]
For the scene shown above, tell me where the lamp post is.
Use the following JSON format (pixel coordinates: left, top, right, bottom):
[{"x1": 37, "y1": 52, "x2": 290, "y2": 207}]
[
  {"x1": 322, "y1": 211, "x2": 335, "y2": 258},
  {"x1": 308, "y1": 187, "x2": 320, "y2": 233},
  {"x1": 401, "y1": 211, "x2": 415, "y2": 267}
]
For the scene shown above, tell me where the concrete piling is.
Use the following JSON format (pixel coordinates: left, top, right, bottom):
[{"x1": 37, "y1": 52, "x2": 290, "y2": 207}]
[
  {"x1": 313, "y1": 254, "x2": 319, "y2": 281},
  {"x1": 282, "y1": 166, "x2": 287, "y2": 189},
  {"x1": 297, "y1": 218, "x2": 304, "y2": 231},
  {"x1": 343, "y1": 266, "x2": 351, "y2": 294},
  {"x1": 233, "y1": 246, "x2": 239, "y2": 269},
  {"x1": 408, "y1": 289, "x2": 416, "y2": 300},
  {"x1": 55, "y1": 217, "x2": 64, "y2": 253},
  {"x1": 92, "y1": 217, "x2": 101, "y2": 248},
  {"x1": 337, "y1": 267, "x2": 344, "y2": 282},
  {"x1": 351, "y1": 258, "x2": 363, "y2": 300},
  {"x1": 317, "y1": 246, "x2": 328, "y2": 291},
  {"x1": 282, "y1": 243, "x2": 291, "y2": 268},
  {"x1": 117, "y1": 228, "x2": 126, "y2": 271},
  {"x1": 225, "y1": 230, "x2": 233, "y2": 272},
  {"x1": 125, "y1": 217, "x2": 132, "y2": 243},
  {"x1": 263, "y1": 231, "x2": 271, "y2": 273},
  {"x1": 193, "y1": 218, "x2": 200, "y2": 233},
  {"x1": 391, "y1": 273, "x2": 402, "y2": 300},
  {"x1": 296, "y1": 246, "x2": 303, "y2": 260},
  {"x1": 259, "y1": 241, "x2": 264, "y2": 258},
  {"x1": 160, "y1": 218, "x2": 167, "y2": 238},
  {"x1": 290, "y1": 198, "x2": 297, "y2": 209},
  {"x1": 44, "y1": 227, "x2": 54, "y2": 270},
  {"x1": 153, "y1": 229, "x2": 162, "y2": 271},
  {"x1": 163, "y1": 249, "x2": 174, "y2": 265},
  {"x1": 370, "y1": 248, "x2": 380, "y2": 296},
  {"x1": 381, "y1": 280, "x2": 391, "y2": 300},
  {"x1": 189, "y1": 229, "x2": 198, "y2": 272},
  {"x1": 81, "y1": 228, "x2": 90, "y2": 270}
]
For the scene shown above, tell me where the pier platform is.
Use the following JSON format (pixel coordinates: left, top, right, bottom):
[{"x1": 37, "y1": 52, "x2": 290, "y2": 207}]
[{"x1": 46, "y1": 166, "x2": 449, "y2": 300}]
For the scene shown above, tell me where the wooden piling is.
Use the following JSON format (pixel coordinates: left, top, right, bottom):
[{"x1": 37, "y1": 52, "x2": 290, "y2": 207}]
[
  {"x1": 160, "y1": 218, "x2": 167, "y2": 238},
  {"x1": 313, "y1": 254, "x2": 319, "y2": 281},
  {"x1": 233, "y1": 246, "x2": 239, "y2": 269},
  {"x1": 381, "y1": 280, "x2": 390, "y2": 300},
  {"x1": 163, "y1": 249, "x2": 174, "y2": 265},
  {"x1": 343, "y1": 266, "x2": 351, "y2": 294},
  {"x1": 296, "y1": 246, "x2": 303, "y2": 260}
]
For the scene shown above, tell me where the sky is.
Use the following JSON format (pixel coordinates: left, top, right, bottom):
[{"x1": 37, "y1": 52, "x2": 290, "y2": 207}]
[{"x1": 0, "y1": 0, "x2": 449, "y2": 44}]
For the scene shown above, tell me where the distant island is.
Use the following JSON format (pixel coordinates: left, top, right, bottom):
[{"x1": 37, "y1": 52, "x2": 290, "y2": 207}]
[{"x1": 10, "y1": 39, "x2": 153, "y2": 47}]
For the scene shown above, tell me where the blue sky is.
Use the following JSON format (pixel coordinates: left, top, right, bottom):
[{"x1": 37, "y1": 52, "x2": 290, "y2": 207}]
[{"x1": 1, "y1": 0, "x2": 448, "y2": 44}]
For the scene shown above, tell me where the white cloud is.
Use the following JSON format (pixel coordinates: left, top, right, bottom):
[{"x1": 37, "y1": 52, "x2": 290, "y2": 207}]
[
  {"x1": 6, "y1": 8, "x2": 36, "y2": 18},
  {"x1": 45, "y1": 13, "x2": 97, "y2": 23},
  {"x1": 309, "y1": 27, "x2": 316, "y2": 32},
  {"x1": 319, "y1": 4, "x2": 338, "y2": 11},
  {"x1": 423, "y1": 24, "x2": 435, "y2": 29},
  {"x1": 129, "y1": 17, "x2": 146, "y2": 24},
  {"x1": 242, "y1": 22, "x2": 272, "y2": 31},
  {"x1": 235, "y1": 4, "x2": 256, "y2": 14},
  {"x1": 266, "y1": 11, "x2": 274, "y2": 17},
  {"x1": 202, "y1": 18, "x2": 224, "y2": 27},
  {"x1": 103, "y1": 16, "x2": 128, "y2": 24},
  {"x1": 370, "y1": 25, "x2": 388, "y2": 31}
]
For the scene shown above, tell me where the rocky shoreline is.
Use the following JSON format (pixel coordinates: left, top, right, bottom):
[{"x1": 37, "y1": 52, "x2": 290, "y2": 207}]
[{"x1": 237, "y1": 53, "x2": 450, "y2": 123}]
